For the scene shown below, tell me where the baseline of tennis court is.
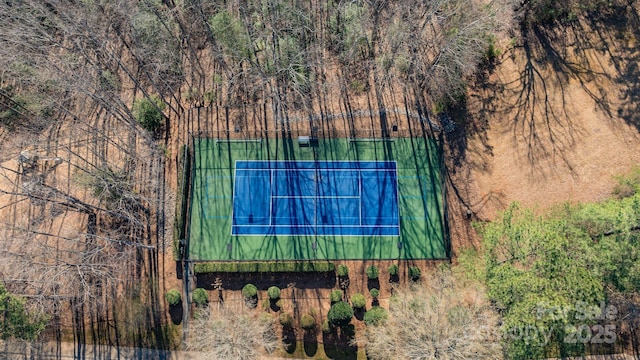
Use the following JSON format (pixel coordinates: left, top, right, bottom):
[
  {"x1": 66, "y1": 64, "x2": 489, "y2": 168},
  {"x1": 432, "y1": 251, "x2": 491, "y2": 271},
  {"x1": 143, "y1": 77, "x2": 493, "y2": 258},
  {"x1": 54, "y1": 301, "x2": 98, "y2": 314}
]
[
  {"x1": 231, "y1": 160, "x2": 399, "y2": 236},
  {"x1": 186, "y1": 137, "x2": 446, "y2": 261}
]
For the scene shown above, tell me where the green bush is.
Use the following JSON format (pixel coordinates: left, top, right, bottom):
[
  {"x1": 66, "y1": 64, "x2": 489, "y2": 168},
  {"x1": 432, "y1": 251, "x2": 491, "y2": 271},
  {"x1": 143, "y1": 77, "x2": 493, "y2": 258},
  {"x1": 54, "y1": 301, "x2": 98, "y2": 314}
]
[
  {"x1": 267, "y1": 286, "x2": 281, "y2": 300},
  {"x1": 364, "y1": 306, "x2": 388, "y2": 326},
  {"x1": 193, "y1": 261, "x2": 335, "y2": 273},
  {"x1": 409, "y1": 266, "x2": 421, "y2": 280},
  {"x1": 165, "y1": 289, "x2": 181, "y2": 306},
  {"x1": 351, "y1": 293, "x2": 366, "y2": 309},
  {"x1": 613, "y1": 166, "x2": 640, "y2": 199},
  {"x1": 337, "y1": 264, "x2": 349, "y2": 277},
  {"x1": 208, "y1": 10, "x2": 252, "y2": 58},
  {"x1": 133, "y1": 95, "x2": 166, "y2": 133},
  {"x1": 369, "y1": 288, "x2": 379, "y2": 299},
  {"x1": 279, "y1": 312, "x2": 293, "y2": 327},
  {"x1": 258, "y1": 312, "x2": 274, "y2": 324},
  {"x1": 275, "y1": 299, "x2": 283, "y2": 309},
  {"x1": 0, "y1": 91, "x2": 26, "y2": 128},
  {"x1": 0, "y1": 282, "x2": 48, "y2": 341},
  {"x1": 330, "y1": 290, "x2": 343, "y2": 303},
  {"x1": 388, "y1": 264, "x2": 399, "y2": 276},
  {"x1": 301, "y1": 314, "x2": 316, "y2": 330},
  {"x1": 192, "y1": 288, "x2": 208, "y2": 306},
  {"x1": 242, "y1": 284, "x2": 258, "y2": 298},
  {"x1": 203, "y1": 90, "x2": 216, "y2": 105},
  {"x1": 327, "y1": 301, "x2": 354, "y2": 327},
  {"x1": 366, "y1": 265, "x2": 379, "y2": 279},
  {"x1": 321, "y1": 319, "x2": 332, "y2": 333}
]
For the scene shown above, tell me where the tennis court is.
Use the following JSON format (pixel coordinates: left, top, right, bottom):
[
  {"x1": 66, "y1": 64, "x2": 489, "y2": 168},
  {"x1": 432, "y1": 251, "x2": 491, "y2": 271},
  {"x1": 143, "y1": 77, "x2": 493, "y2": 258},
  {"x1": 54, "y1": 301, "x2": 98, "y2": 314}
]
[
  {"x1": 186, "y1": 137, "x2": 447, "y2": 261},
  {"x1": 232, "y1": 160, "x2": 399, "y2": 236}
]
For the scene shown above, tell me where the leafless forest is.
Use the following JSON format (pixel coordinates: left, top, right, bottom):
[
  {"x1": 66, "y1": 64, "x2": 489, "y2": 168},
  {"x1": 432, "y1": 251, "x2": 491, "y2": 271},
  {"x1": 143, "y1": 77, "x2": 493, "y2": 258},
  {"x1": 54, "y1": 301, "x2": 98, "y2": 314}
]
[{"x1": 0, "y1": 0, "x2": 515, "y2": 355}]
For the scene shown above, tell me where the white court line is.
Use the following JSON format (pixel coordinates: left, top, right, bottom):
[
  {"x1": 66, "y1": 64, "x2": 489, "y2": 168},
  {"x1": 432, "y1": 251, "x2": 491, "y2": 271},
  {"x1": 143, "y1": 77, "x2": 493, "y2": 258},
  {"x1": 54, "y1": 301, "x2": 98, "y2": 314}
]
[
  {"x1": 233, "y1": 224, "x2": 399, "y2": 228},
  {"x1": 359, "y1": 172, "x2": 362, "y2": 225},
  {"x1": 271, "y1": 196, "x2": 360, "y2": 199},
  {"x1": 235, "y1": 169, "x2": 395, "y2": 172},
  {"x1": 235, "y1": 160, "x2": 397, "y2": 163},
  {"x1": 229, "y1": 161, "x2": 238, "y2": 237},
  {"x1": 269, "y1": 168, "x2": 274, "y2": 226},
  {"x1": 395, "y1": 164, "x2": 401, "y2": 234},
  {"x1": 230, "y1": 232, "x2": 400, "y2": 237},
  {"x1": 230, "y1": 160, "x2": 401, "y2": 236}
]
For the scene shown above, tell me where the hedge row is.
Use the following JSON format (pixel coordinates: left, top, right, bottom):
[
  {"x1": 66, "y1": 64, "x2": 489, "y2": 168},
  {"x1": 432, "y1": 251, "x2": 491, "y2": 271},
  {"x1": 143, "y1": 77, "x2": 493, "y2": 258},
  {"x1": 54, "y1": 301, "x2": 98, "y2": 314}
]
[{"x1": 194, "y1": 261, "x2": 335, "y2": 274}]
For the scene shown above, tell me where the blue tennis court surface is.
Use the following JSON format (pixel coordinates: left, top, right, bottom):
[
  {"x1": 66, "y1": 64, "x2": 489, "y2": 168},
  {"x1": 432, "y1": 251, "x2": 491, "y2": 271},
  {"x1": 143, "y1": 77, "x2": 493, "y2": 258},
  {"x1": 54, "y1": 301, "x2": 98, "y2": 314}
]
[{"x1": 231, "y1": 161, "x2": 400, "y2": 236}]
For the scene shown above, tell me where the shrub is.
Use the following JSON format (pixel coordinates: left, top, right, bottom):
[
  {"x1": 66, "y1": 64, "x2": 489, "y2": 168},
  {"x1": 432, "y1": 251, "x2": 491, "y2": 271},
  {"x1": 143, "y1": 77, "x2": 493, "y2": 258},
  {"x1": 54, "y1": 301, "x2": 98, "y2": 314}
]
[
  {"x1": 364, "y1": 306, "x2": 388, "y2": 326},
  {"x1": 203, "y1": 90, "x2": 216, "y2": 105},
  {"x1": 366, "y1": 265, "x2": 379, "y2": 280},
  {"x1": 388, "y1": 264, "x2": 399, "y2": 276},
  {"x1": 321, "y1": 319, "x2": 332, "y2": 333},
  {"x1": 370, "y1": 288, "x2": 380, "y2": 299},
  {"x1": 612, "y1": 167, "x2": 640, "y2": 199},
  {"x1": 267, "y1": 286, "x2": 281, "y2": 300},
  {"x1": 258, "y1": 312, "x2": 274, "y2": 324},
  {"x1": 208, "y1": 10, "x2": 252, "y2": 58},
  {"x1": 301, "y1": 314, "x2": 316, "y2": 330},
  {"x1": 242, "y1": 284, "x2": 258, "y2": 298},
  {"x1": 133, "y1": 95, "x2": 166, "y2": 133},
  {"x1": 165, "y1": 289, "x2": 181, "y2": 306},
  {"x1": 192, "y1": 288, "x2": 208, "y2": 306},
  {"x1": 351, "y1": 293, "x2": 366, "y2": 309},
  {"x1": 275, "y1": 299, "x2": 283, "y2": 309},
  {"x1": 327, "y1": 301, "x2": 354, "y2": 327},
  {"x1": 330, "y1": 290, "x2": 343, "y2": 303},
  {"x1": 337, "y1": 264, "x2": 349, "y2": 277},
  {"x1": 409, "y1": 266, "x2": 422, "y2": 280},
  {"x1": 279, "y1": 312, "x2": 293, "y2": 327}
]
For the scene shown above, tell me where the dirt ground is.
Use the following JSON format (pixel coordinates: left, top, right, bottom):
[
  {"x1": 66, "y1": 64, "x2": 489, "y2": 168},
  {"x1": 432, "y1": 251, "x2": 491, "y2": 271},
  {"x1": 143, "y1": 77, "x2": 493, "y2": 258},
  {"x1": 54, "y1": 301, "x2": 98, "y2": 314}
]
[
  {"x1": 163, "y1": 10, "x2": 640, "y2": 357},
  {"x1": 182, "y1": 259, "x2": 442, "y2": 358},
  {"x1": 446, "y1": 15, "x2": 640, "y2": 252}
]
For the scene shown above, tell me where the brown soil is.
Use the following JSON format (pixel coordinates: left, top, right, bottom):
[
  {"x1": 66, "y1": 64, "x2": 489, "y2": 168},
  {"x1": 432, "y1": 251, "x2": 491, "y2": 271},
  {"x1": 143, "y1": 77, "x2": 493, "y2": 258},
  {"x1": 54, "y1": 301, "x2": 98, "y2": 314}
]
[
  {"x1": 446, "y1": 14, "x2": 640, "y2": 253},
  {"x1": 191, "y1": 259, "x2": 440, "y2": 358},
  {"x1": 169, "y1": 7, "x2": 640, "y2": 357}
]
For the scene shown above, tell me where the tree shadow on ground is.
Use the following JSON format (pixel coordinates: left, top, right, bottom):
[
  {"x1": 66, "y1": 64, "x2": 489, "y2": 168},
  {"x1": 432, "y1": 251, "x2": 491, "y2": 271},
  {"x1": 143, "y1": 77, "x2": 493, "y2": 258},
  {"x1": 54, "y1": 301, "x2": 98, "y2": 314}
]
[
  {"x1": 389, "y1": 273, "x2": 399, "y2": 284},
  {"x1": 168, "y1": 301, "x2": 183, "y2": 325},
  {"x1": 269, "y1": 299, "x2": 281, "y2": 312},
  {"x1": 477, "y1": 3, "x2": 640, "y2": 174},
  {"x1": 587, "y1": 3, "x2": 640, "y2": 132},
  {"x1": 175, "y1": 261, "x2": 182, "y2": 279},
  {"x1": 322, "y1": 325, "x2": 358, "y2": 360},
  {"x1": 367, "y1": 278, "x2": 379, "y2": 291},
  {"x1": 354, "y1": 307, "x2": 364, "y2": 321},
  {"x1": 303, "y1": 331, "x2": 318, "y2": 357},
  {"x1": 438, "y1": 3, "x2": 640, "y2": 243},
  {"x1": 282, "y1": 326, "x2": 297, "y2": 354}
]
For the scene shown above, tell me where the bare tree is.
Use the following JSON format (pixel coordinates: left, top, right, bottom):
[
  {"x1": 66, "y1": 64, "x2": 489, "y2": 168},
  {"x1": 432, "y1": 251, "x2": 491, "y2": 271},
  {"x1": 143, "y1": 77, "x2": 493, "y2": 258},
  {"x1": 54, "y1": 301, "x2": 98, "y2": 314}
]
[
  {"x1": 362, "y1": 268, "x2": 502, "y2": 359},
  {"x1": 185, "y1": 303, "x2": 281, "y2": 360},
  {"x1": 0, "y1": 0, "x2": 171, "y2": 352},
  {"x1": 0, "y1": 0, "x2": 517, "y2": 353},
  {"x1": 371, "y1": 0, "x2": 514, "y2": 104}
]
